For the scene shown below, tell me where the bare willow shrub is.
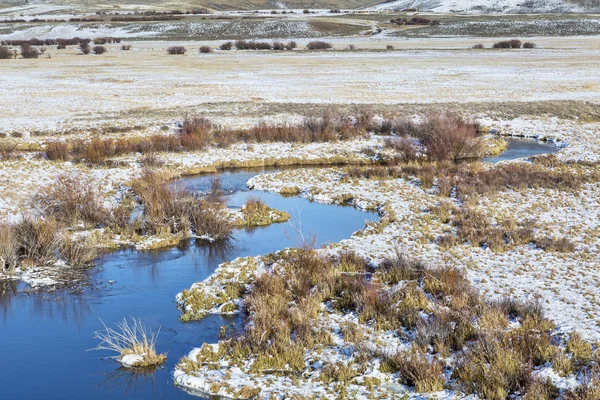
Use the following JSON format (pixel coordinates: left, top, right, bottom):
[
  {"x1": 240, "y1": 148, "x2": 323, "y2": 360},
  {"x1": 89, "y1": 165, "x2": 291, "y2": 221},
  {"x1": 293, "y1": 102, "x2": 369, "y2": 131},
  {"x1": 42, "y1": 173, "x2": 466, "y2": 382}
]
[
  {"x1": 33, "y1": 174, "x2": 108, "y2": 226},
  {"x1": 92, "y1": 45, "x2": 107, "y2": 54},
  {"x1": 0, "y1": 46, "x2": 13, "y2": 59},
  {"x1": 419, "y1": 113, "x2": 483, "y2": 162},
  {"x1": 219, "y1": 41, "x2": 233, "y2": 50},
  {"x1": 80, "y1": 43, "x2": 91, "y2": 54},
  {"x1": 167, "y1": 46, "x2": 187, "y2": 55},
  {"x1": 180, "y1": 116, "x2": 213, "y2": 150},
  {"x1": 21, "y1": 44, "x2": 40, "y2": 59},
  {"x1": 45, "y1": 141, "x2": 71, "y2": 161},
  {"x1": 307, "y1": 41, "x2": 333, "y2": 50}
]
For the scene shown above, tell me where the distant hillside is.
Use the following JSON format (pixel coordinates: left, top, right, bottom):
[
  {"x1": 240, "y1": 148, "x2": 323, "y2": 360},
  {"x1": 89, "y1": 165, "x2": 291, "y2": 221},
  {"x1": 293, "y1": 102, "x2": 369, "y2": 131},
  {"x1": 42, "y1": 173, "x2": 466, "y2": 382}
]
[
  {"x1": 0, "y1": 0, "x2": 382, "y2": 14},
  {"x1": 1, "y1": 0, "x2": 598, "y2": 14},
  {"x1": 369, "y1": 0, "x2": 600, "y2": 13}
]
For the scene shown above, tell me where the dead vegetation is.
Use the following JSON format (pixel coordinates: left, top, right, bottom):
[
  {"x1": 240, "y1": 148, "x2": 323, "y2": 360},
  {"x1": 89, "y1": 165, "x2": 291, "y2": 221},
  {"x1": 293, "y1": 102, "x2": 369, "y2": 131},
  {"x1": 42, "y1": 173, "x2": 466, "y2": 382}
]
[
  {"x1": 43, "y1": 110, "x2": 372, "y2": 164},
  {"x1": 178, "y1": 247, "x2": 600, "y2": 397},
  {"x1": 92, "y1": 318, "x2": 166, "y2": 367},
  {"x1": 131, "y1": 170, "x2": 232, "y2": 241}
]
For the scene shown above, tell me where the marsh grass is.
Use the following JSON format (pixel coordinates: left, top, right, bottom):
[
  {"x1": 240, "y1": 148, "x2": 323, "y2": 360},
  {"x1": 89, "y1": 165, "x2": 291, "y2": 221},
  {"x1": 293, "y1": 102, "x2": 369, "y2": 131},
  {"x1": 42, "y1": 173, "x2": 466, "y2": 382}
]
[
  {"x1": 92, "y1": 318, "x2": 166, "y2": 367},
  {"x1": 178, "y1": 246, "x2": 600, "y2": 397},
  {"x1": 131, "y1": 170, "x2": 233, "y2": 241},
  {"x1": 241, "y1": 196, "x2": 290, "y2": 226},
  {"x1": 33, "y1": 174, "x2": 109, "y2": 227}
]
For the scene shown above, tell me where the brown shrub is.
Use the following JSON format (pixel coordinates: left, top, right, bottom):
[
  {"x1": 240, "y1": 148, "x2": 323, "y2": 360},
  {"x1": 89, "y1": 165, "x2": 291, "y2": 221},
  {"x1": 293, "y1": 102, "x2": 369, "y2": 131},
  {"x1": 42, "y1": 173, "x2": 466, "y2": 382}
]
[
  {"x1": 523, "y1": 42, "x2": 536, "y2": 49},
  {"x1": 0, "y1": 46, "x2": 14, "y2": 59},
  {"x1": 59, "y1": 235, "x2": 98, "y2": 269},
  {"x1": 306, "y1": 41, "x2": 332, "y2": 50},
  {"x1": 418, "y1": 113, "x2": 483, "y2": 162},
  {"x1": 45, "y1": 141, "x2": 70, "y2": 161},
  {"x1": 536, "y1": 236, "x2": 576, "y2": 253},
  {"x1": 92, "y1": 45, "x2": 106, "y2": 54},
  {"x1": 454, "y1": 333, "x2": 533, "y2": 400},
  {"x1": 219, "y1": 41, "x2": 233, "y2": 50},
  {"x1": 33, "y1": 174, "x2": 109, "y2": 227},
  {"x1": 199, "y1": 45, "x2": 212, "y2": 53},
  {"x1": 384, "y1": 346, "x2": 445, "y2": 392},
  {"x1": 180, "y1": 116, "x2": 213, "y2": 150},
  {"x1": 21, "y1": 44, "x2": 40, "y2": 59},
  {"x1": 167, "y1": 46, "x2": 187, "y2": 55}
]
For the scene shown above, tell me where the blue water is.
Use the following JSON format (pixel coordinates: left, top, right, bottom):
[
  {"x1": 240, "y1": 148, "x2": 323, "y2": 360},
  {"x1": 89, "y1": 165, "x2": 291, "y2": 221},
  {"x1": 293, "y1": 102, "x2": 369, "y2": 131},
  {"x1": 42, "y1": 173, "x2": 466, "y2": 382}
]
[
  {"x1": 484, "y1": 137, "x2": 559, "y2": 163},
  {"x1": 0, "y1": 168, "x2": 376, "y2": 400}
]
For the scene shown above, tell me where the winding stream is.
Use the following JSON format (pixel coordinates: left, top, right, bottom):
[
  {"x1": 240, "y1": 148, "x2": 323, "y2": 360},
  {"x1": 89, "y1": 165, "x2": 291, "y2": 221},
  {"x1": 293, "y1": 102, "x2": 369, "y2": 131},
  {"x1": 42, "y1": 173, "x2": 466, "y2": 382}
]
[
  {"x1": 0, "y1": 167, "x2": 376, "y2": 399},
  {"x1": 0, "y1": 138, "x2": 558, "y2": 399}
]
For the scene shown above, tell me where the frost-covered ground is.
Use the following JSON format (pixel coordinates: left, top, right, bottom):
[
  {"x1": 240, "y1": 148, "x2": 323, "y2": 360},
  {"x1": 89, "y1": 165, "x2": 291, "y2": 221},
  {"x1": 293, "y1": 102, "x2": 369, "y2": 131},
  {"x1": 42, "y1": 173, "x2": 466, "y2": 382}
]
[
  {"x1": 368, "y1": 0, "x2": 600, "y2": 13},
  {"x1": 0, "y1": 36, "x2": 599, "y2": 135},
  {"x1": 170, "y1": 115, "x2": 600, "y2": 397},
  {"x1": 244, "y1": 117, "x2": 600, "y2": 340}
]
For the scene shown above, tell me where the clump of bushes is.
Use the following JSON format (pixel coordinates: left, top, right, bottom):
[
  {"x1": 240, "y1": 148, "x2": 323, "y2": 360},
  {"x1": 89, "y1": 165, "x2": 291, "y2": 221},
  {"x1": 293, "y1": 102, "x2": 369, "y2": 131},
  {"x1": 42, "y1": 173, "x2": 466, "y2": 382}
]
[
  {"x1": 121, "y1": 44, "x2": 131, "y2": 50},
  {"x1": 33, "y1": 174, "x2": 108, "y2": 227},
  {"x1": 391, "y1": 16, "x2": 439, "y2": 25},
  {"x1": 20, "y1": 44, "x2": 40, "y2": 59},
  {"x1": 493, "y1": 39, "x2": 522, "y2": 49},
  {"x1": 199, "y1": 46, "x2": 212, "y2": 53},
  {"x1": 43, "y1": 110, "x2": 373, "y2": 164},
  {"x1": 0, "y1": 46, "x2": 14, "y2": 59},
  {"x1": 0, "y1": 217, "x2": 97, "y2": 272},
  {"x1": 92, "y1": 45, "x2": 107, "y2": 55},
  {"x1": 131, "y1": 170, "x2": 232, "y2": 240},
  {"x1": 219, "y1": 41, "x2": 233, "y2": 50},
  {"x1": 472, "y1": 43, "x2": 485, "y2": 49},
  {"x1": 523, "y1": 41, "x2": 537, "y2": 48},
  {"x1": 167, "y1": 46, "x2": 187, "y2": 55},
  {"x1": 80, "y1": 43, "x2": 91, "y2": 55},
  {"x1": 306, "y1": 41, "x2": 332, "y2": 50},
  {"x1": 234, "y1": 40, "x2": 272, "y2": 50},
  {"x1": 178, "y1": 246, "x2": 598, "y2": 398}
]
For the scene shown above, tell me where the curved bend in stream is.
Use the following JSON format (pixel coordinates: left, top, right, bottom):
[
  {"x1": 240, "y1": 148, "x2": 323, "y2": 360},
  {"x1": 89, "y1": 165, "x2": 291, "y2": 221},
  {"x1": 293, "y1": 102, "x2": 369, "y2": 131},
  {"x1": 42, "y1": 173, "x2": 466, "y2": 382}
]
[{"x1": 0, "y1": 138, "x2": 558, "y2": 399}]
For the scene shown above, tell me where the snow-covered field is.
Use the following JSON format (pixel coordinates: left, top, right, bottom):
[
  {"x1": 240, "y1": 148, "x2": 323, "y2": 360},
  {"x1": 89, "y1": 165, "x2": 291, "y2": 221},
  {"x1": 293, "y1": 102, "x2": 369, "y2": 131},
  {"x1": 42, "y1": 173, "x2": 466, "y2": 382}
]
[
  {"x1": 368, "y1": 0, "x2": 600, "y2": 13},
  {"x1": 0, "y1": 36, "x2": 599, "y2": 135},
  {"x1": 2, "y1": 17, "x2": 600, "y2": 397}
]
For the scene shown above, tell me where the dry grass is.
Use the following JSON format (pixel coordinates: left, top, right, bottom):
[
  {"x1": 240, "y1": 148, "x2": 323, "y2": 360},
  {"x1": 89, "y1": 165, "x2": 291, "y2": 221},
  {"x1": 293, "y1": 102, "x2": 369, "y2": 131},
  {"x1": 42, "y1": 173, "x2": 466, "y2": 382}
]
[
  {"x1": 178, "y1": 244, "x2": 600, "y2": 397},
  {"x1": 0, "y1": 224, "x2": 18, "y2": 271},
  {"x1": 131, "y1": 170, "x2": 232, "y2": 241},
  {"x1": 59, "y1": 234, "x2": 98, "y2": 269},
  {"x1": 92, "y1": 318, "x2": 166, "y2": 367},
  {"x1": 241, "y1": 196, "x2": 289, "y2": 226},
  {"x1": 14, "y1": 218, "x2": 60, "y2": 265},
  {"x1": 32, "y1": 174, "x2": 109, "y2": 227},
  {"x1": 384, "y1": 346, "x2": 445, "y2": 392}
]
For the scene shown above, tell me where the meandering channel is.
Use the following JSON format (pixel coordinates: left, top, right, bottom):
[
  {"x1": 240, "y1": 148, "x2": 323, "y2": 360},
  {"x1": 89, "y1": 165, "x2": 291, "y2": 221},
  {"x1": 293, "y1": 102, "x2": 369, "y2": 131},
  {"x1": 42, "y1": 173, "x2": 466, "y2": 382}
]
[{"x1": 0, "y1": 138, "x2": 558, "y2": 399}]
